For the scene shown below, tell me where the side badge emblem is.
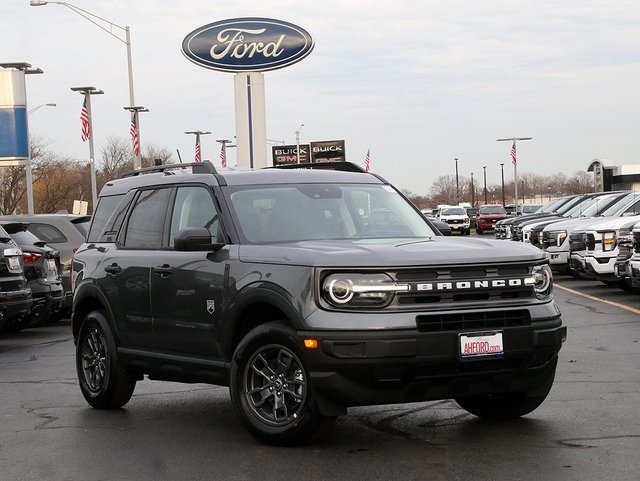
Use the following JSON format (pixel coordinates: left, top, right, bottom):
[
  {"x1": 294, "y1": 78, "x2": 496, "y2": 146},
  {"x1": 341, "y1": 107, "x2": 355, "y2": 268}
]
[{"x1": 206, "y1": 300, "x2": 215, "y2": 314}]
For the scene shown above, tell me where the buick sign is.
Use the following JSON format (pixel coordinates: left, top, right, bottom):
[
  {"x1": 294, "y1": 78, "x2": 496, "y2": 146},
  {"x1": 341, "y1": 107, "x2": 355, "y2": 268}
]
[{"x1": 182, "y1": 18, "x2": 314, "y2": 73}]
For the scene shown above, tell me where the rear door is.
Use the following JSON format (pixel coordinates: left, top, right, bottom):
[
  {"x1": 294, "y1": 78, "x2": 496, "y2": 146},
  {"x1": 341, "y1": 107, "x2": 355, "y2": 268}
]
[{"x1": 100, "y1": 188, "x2": 173, "y2": 347}]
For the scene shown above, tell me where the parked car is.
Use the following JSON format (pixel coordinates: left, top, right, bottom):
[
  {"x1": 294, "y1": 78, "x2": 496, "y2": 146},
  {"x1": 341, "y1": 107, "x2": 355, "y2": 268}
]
[
  {"x1": 0, "y1": 225, "x2": 32, "y2": 332},
  {"x1": 475, "y1": 204, "x2": 508, "y2": 234},
  {"x1": 0, "y1": 222, "x2": 64, "y2": 328},
  {"x1": 436, "y1": 205, "x2": 470, "y2": 235},
  {"x1": 0, "y1": 214, "x2": 90, "y2": 319},
  {"x1": 495, "y1": 196, "x2": 580, "y2": 240},
  {"x1": 465, "y1": 207, "x2": 479, "y2": 228},
  {"x1": 530, "y1": 192, "x2": 635, "y2": 273}
]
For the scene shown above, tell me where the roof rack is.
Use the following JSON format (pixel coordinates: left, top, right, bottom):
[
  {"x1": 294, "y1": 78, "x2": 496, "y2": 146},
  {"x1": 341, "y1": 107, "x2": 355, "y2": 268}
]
[
  {"x1": 119, "y1": 161, "x2": 217, "y2": 178},
  {"x1": 271, "y1": 161, "x2": 365, "y2": 173}
]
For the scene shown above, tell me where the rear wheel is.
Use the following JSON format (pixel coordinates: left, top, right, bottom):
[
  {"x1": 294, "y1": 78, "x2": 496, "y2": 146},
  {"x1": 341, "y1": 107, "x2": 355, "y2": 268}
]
[
  {"x1": 229, "y1": 322, "x2": 335, "y2": 445},
  {"x1": 76, "y1": 310, "x2": 136, "y2": 409}
]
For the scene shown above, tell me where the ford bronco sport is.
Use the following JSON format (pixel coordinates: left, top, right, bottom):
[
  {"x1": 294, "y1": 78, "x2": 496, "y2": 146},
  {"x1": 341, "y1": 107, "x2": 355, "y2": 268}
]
[{"x1": 72, "y1": 161, "x2": 566, "y2": 445}]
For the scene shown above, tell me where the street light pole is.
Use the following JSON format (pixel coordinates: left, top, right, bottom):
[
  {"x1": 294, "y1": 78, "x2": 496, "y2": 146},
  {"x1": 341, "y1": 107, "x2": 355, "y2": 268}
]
[
  {"x1": 454, "y1": 158, "x2": 459, "y2": 204},
  {"x1": 30, "y1": 0, "x2": 140, "y2": 169},
  {"x1": 496, "y1": 137, "x2": 533, "y2": 211},
  {"x1": 27, "y1": 103, "x2": 56, "y2": 115},
  {"x1": 295, "y1": 124, "x2": 304, "y2": 163},
  {"x1": 482, "y1": 165, "x2": 487, "y2": 205},
  {"x1": 71, "y1": 86, "x2": 103, "y2": 212},
  {"x1": 500, "y1": 162, "x2": 505, "y2": 206},
  {"x1": 470, "y1": 173, "x2": 475, "y2": 207}
]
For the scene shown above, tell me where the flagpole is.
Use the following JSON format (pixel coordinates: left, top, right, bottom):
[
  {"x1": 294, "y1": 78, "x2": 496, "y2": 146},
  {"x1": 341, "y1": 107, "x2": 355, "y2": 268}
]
[
  {"x1": 71, "y1": 86, "x2": 103, "y2": 213},
  {"x1": 124, "y1": 106, "x2": 148, "y2": 165},
  {"x1": 185, "y1": 131, "x2": 211, "y2": 162},
  {"x1": 496, "y1": 136, "x2": 533, "y2": 211}
]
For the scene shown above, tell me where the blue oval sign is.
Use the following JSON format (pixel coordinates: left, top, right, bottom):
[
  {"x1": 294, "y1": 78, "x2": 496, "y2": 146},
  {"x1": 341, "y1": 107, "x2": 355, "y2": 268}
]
[{"x1": 182, "y1": 18, "x2": 314, "y2": 73}]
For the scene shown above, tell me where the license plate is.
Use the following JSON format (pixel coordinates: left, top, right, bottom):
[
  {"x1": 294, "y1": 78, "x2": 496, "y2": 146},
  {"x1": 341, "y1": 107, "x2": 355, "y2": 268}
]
[
  {"x1": 8, "y1": 256, "x2": 19, "y2": 270},
  {"x1": 460, "y1": 332, "x2": 504, "y2": 361},
  {"x1": 47, "y1": 258, "x2": 57, "y2": 274}
]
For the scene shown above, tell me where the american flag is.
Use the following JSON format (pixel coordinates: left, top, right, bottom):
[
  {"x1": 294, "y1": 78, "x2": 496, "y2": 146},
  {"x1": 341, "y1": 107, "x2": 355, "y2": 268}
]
[
  {"x1": 364, "y1": 148, "x2": 370, "y2": 172},
  {"x1": 195, "y1": 137, "x2": 201, "y2": 162},
  {"x1": 220, "y1": 145, "x2": 226, "y2": 168},
  {"x1": 511, "y1": 140, "x2": 517, "y2": 165},
  {"x1": 80, "y1": 97, "x2": 90, "y2": 142},
  {"x1": 129, "y1": 113, "x2": 139, "y2": 156}
]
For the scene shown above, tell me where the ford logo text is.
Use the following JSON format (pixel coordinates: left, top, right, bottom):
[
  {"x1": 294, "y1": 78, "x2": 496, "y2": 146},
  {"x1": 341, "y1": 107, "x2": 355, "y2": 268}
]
[{"x1": 182, "y1": 18, "x2": 314, "y2": 73}]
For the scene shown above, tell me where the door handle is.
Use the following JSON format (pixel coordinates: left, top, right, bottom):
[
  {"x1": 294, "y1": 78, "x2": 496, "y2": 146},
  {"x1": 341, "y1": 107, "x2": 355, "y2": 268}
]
[
  {"x1": 104, "y1": 263, "x2": 122, "y2": 275},
  {"x1": 154, "y1": 265, "x2": 174, "y2": 276}
]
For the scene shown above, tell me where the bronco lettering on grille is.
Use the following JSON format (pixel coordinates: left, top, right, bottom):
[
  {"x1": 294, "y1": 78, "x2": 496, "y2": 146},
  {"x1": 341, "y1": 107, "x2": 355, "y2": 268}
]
[{"x1": 414, "y1": 278, "x2": 533, "y2": 292}]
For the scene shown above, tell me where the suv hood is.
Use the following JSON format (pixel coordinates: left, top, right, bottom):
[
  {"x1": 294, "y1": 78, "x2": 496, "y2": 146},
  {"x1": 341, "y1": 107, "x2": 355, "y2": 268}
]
[{"x1": 239, "y1": 237, "x2": 544, "y2": 267}]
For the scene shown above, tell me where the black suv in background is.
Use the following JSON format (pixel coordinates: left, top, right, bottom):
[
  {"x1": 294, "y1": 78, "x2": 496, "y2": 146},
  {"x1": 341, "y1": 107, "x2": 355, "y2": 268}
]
[
  {"x1": 0, "y1": 221, "x2": 64, "y2": 328},
  {"x1": 72, "y1": 162, "x2": 566, "y2": 445},
  {"x1": 0, "y1": 225, "x2": 32, "y2": 332}
]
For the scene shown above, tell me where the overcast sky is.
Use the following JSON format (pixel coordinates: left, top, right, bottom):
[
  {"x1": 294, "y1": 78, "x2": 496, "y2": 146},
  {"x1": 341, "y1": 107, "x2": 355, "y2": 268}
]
[{"x1": 2, "y1": 0, "x2": 639, "y2": 194}]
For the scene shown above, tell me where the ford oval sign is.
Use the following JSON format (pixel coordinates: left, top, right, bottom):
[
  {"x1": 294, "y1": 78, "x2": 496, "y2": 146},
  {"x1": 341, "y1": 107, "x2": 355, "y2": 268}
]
[{"x1": 182, "y1": 18, "x2": 314, "y2": 73}]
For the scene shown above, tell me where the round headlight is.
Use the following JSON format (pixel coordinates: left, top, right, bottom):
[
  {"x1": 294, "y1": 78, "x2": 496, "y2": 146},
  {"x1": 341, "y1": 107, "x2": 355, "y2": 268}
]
[
  {"x1": 322, "y1": 273, "x2": 408, "y2": 308},
  {"x1": 327, "y1": 278, "x2": 354, "y2": 304},
  {"x1": 531, "y1": 264, "x2": 553, "y2": 297}
]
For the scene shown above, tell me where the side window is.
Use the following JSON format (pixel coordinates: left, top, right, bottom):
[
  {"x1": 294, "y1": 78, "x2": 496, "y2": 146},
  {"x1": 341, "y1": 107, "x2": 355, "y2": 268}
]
[
  {"x1": 624, "y1": 199, "x2": 640, "y2": 216},
  {"x1": 87, "y1": 194, "x2": 126, "y2": 242},
  {"x1": 169, "y1": 186, "x2": 219, "y2": 247},
  {"x1": 123, "y1": 188, "x2": 172, "y2": 249},
  {"x1": 28, "y1": 223, "x2": 67, "y2": 244}
]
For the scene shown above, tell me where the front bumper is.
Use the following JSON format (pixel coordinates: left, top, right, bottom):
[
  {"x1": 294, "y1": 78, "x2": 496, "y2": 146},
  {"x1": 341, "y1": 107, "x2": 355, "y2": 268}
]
[{"x1": 299, "y1": 317, "x2": 566, "y2": 409}]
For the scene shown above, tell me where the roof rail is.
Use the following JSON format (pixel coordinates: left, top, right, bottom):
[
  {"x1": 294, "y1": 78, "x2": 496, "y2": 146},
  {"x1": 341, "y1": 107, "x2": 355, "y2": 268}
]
[
  {"x1": 119, "y1": 161, "x2": 217, "y2": 178},
  {"x1": 271, "y1": 161, "x2": 365, "y2": 173}
]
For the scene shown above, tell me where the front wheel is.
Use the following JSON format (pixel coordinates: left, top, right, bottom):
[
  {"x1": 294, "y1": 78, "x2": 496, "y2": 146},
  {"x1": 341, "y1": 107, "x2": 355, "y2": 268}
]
[
  {"x1": 229, "y1": 322, "x2": 335, "y2": 445},
  {"x1": 76, "y1": 310, "x2": 136, "y2": 409}
]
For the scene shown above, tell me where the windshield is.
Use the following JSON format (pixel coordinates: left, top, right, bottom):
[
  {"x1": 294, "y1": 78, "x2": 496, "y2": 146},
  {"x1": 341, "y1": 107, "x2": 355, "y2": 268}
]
[
  {"x1": 228, "y1": 183, "x2": 437, "y2": 243},
  {"x1": 573, "y1": 194, "x2": 626, "y2": 217},
  {"x1": 601, "y1": 192, "x2": 640, "y2": 217},
  {"x1": 440, "y1": 207, "x2": 467, "y2": 215},
  {"x1": 540, "y1": 197, "x2": 572, "y2": 213},
  {"x1": 522, "y1": 205, "x2": 541, "y2": 213},
  {"x1": 479, "y1": 206, "x2": 506, "y2": 215}
]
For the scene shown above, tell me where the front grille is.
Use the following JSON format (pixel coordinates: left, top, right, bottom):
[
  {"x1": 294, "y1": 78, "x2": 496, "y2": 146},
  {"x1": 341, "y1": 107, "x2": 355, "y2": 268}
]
[
  {"x1": 392, "y1": 264, "x2": 536, "y2": 307},
  {"x1": 569, "y1": 232, "x2": 586, "y2": 252},
  {"x1": 416, "y1": 309, "x2": 531, "y2": 333},
  {"x1": 617, "y1": 229, "x2": 633, "y2": 259}
]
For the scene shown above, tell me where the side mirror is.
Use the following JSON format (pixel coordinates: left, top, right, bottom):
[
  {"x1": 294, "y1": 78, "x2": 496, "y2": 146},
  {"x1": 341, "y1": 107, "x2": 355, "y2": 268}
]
[{"x1": 174, "y1": 227, "x2": 224, "y2": 251}]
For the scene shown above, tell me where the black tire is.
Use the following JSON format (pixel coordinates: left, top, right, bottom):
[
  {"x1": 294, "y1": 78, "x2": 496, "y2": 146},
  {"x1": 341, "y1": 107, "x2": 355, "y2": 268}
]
[
  {"x1": 476, "y1": 229, "x2": 483, "y2": 235},
  {"x1": 229, "y1": 322, "x2": 335, "y2": 445},
  {"x1": 455, "y1": 372, "x2": 554, "y2": 419},
  {"x1": 76, "y1": 310, "x2": 136, "y2": 409}
]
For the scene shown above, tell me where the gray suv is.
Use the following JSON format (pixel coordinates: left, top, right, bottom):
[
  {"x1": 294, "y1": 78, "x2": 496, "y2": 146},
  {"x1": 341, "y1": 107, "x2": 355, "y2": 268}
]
[{"x1": 72, "y1": 162, "x2": 566, "y2": 445}]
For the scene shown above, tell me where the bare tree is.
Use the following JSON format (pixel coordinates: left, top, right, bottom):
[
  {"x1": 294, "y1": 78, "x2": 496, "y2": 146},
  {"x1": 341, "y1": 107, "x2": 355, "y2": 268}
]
[
  {"x1": 99, "y1": 136, "x2": 134, "y2": 183},
  {"x1": 142, "y1": 143, "x2": 174, "y2": 168},
  {"x1": 429, "y1": 175, "x2": 458, "y2": 206}
]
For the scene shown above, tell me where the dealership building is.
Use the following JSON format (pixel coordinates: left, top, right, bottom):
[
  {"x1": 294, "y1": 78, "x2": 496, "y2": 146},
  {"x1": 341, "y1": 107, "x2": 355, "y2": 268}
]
[{"x1": 588, "y1": 159, "x2": 640, "y2": 192}]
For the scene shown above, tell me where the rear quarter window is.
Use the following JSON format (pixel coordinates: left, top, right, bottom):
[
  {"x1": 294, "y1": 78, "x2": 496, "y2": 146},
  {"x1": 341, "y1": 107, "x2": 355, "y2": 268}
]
[{"x1": 87, "y1": 194, "x2": 128, "y2": 243}]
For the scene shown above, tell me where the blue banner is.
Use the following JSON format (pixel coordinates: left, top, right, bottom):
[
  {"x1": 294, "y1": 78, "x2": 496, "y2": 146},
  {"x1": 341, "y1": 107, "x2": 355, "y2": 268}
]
[{"x1": 0, "y1": 107, "x2": 29, "y2": 159}]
